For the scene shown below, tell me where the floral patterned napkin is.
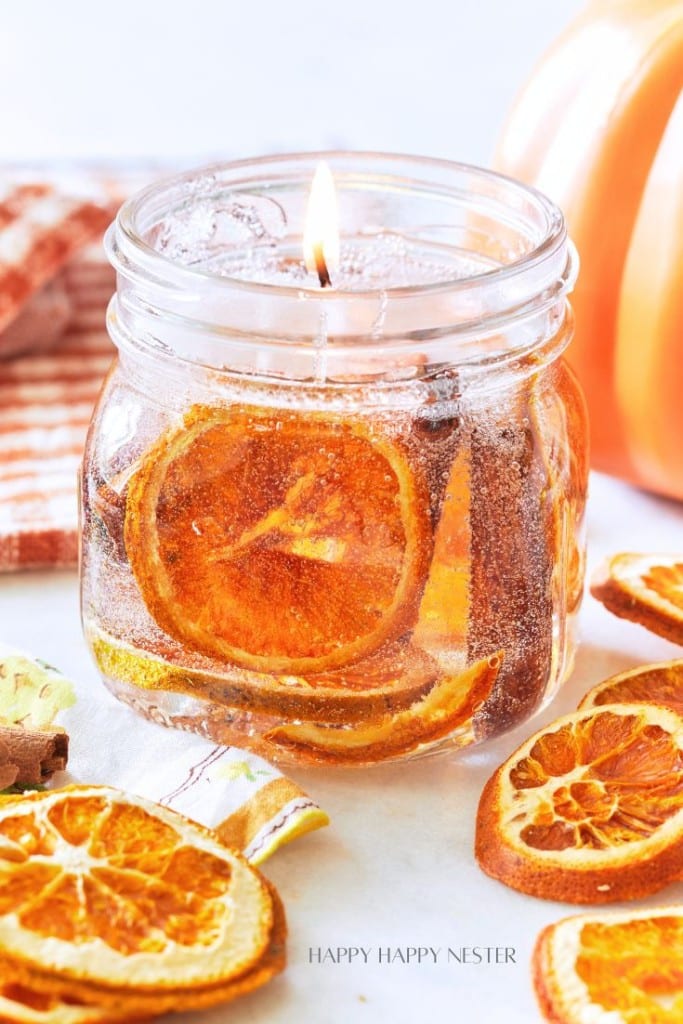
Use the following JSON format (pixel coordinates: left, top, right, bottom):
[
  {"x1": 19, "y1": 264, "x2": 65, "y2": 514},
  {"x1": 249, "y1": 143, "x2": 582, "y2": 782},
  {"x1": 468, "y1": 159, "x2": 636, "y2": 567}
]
[{"x1": 0, "y1": 642, "x2": 328, "y2": 864}]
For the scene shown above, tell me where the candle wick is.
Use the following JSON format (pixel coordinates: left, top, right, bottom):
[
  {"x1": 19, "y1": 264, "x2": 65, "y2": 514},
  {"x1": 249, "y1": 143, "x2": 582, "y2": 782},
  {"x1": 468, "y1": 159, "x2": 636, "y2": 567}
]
[{"x1": 314, "y1": 244, "x2": 331, "y2": 289}]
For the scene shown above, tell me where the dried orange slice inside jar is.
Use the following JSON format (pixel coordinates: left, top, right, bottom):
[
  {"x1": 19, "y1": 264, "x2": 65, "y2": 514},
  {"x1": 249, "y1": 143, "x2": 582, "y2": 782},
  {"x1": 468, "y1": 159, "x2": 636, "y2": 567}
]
[
  {"x1": 81, "y1": 154, "x2": 586, "y2": 764},
  {"x1": 124, "y1": 405, "x2": 433, "y2": 675}
]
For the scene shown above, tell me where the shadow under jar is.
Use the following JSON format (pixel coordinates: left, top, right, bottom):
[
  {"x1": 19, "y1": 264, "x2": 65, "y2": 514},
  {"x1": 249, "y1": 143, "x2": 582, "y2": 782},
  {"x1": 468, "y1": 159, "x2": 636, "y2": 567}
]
[{"x1": 80, "y1": 152, "x2": 588, "y2": 767}]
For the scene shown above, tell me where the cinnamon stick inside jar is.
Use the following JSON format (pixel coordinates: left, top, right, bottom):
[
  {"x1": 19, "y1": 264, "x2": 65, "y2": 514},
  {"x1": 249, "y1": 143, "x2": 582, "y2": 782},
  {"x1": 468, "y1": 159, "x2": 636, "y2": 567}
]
[{"x1": 467, "y1": 395, "x2": 554, "y2": 737}]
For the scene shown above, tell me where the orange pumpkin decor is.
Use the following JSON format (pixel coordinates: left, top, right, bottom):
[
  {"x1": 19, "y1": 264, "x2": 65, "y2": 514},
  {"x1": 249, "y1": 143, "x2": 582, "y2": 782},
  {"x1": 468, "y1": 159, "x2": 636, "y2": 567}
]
[{"x1": 496, "y1": 0, "x2": 683, "y2": 498}]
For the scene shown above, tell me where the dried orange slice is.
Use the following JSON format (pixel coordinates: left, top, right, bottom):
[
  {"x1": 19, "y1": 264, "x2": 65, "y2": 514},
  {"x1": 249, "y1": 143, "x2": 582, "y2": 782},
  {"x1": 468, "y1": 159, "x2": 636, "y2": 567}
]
[
  {"x1": 124, "y1": 405, "x2": 432, "y2": 675},
  {"x1": 265, "y1": 653, "x2": 501, "y2": 764},
  {"x1": 0, "y1": 785, "x2": 279, "y2": 997},
  {"x1": 591, "y1": 553, "x2": 683, "y2": 645},
  {"x1": 0, "y1": 982, "x2": 136, "y2": 1024},
  {"x1": 89, "y1": 625, "x2": 441, "y2": 725},
  {"x1": 0, "y1": 882, "x2": 286, "y2": 1018},
  {"x1": 533, "y1": 905, "x2": 683, "y2": 1024},
  {"x1": 579, "y1": 658, "x2": 683, "y2": 716},
  {"x1": 475, "y1": 703, "x2": 683, "y2": 903}
]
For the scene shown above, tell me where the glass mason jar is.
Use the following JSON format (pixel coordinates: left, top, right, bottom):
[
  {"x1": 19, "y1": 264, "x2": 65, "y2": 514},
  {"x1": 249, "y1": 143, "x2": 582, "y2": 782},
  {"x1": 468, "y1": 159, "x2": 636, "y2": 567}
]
[{"x1": 80, "y1": 153, "x2": 588, "y2": 767}]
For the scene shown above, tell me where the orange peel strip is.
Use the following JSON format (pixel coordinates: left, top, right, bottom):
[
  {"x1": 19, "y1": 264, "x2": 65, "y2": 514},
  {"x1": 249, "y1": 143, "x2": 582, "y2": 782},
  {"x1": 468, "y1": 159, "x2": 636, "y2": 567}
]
[
  {"x1": 591, "y1": 553, "x2": 683, "y2": 646},
  {"x1": 533, "y1": 904, "x2": 683, "y2": 1024},
  {"x1": 476, "y1": 703, "x2": 683, "y2": 903},
  {"x1": 265, "y1": 653, "x2": 502, "y2": 765}
]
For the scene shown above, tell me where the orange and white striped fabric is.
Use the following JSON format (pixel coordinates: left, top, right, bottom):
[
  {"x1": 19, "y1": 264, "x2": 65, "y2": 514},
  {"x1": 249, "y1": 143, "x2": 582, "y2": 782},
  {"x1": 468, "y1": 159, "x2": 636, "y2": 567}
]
[
  {"x1": 0, "y1": 183, "x2": 111, "y2": 336},
  {"x1": 0, "y1": 179, "x2": 118, "y2": 572},
  {"x1": 0, "y1": 327, "x2": 115, "y2": 570}
]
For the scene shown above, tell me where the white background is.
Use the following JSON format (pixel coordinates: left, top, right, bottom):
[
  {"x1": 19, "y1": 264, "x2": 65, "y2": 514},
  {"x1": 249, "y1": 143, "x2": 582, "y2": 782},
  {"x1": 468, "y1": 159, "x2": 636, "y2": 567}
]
[
  {"x1": 2, "y1": 0, "x2": 582, "y2": 165},
  {"x1": 6, "y1": 4, "x2": 682, "y2": 1024}
]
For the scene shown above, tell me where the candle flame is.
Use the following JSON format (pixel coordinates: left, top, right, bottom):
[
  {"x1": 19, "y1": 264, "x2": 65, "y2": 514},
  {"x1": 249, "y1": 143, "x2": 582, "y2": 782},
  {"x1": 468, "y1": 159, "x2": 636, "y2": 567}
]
[{"x1": 303, "y1": 161, "x2": 339, "y2": 288}]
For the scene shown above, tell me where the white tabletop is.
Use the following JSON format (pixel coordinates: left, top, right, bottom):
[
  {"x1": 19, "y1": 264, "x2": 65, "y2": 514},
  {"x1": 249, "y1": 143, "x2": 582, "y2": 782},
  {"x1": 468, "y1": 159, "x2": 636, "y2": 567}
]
[{"x1": 2, "y1": 470, "x2": 682, "y2": 1023}]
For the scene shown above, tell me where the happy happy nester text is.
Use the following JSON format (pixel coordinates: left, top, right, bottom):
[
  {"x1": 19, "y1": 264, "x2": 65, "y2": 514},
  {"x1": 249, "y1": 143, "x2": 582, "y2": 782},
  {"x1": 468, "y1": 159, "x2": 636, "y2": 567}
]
[{"x1": 308, "y1": 947, "x2": 516, "y2": 966}]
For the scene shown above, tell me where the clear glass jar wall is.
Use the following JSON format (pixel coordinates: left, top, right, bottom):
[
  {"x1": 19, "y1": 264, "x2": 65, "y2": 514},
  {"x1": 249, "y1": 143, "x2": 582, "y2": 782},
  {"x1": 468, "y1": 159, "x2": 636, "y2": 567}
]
[{"x1": 80, "y1": 153, "x2": 588, "y2": 766}]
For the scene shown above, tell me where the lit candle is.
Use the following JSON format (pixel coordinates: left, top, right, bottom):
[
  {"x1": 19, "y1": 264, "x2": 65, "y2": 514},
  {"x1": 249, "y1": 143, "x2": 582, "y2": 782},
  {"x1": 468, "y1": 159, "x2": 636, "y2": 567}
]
[
  {"x1": 303, "y1": 161, "x2": 340, "y2": 289},
  {"x1": 96, "y1": 154, "x2": 585, "y2": 768}
]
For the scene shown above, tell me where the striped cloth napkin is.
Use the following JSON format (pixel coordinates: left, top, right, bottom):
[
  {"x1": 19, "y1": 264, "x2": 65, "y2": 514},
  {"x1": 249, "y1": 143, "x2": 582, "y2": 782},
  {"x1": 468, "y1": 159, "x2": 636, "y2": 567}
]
[
  {"x1": 0, "y1": 326, "x2": 114, "y2": 571},
  {"x1": 0, "y1": 177, "x2": 122, "y2": 572}
]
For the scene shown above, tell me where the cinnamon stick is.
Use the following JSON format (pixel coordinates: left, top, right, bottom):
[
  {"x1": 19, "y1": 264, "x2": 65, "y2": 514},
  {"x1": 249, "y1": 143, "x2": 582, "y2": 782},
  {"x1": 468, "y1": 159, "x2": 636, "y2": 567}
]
[
  {"x1": 468, "y1": 400, "x2": 554, "y2": 738},
  {"x1": 0, "y1": 725, "x2": 69, "y2": 786}
]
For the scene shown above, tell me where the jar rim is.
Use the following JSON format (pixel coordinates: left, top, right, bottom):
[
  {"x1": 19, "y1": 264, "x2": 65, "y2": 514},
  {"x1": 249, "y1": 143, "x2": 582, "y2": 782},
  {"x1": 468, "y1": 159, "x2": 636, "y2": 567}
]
[
  {"x1": 113, "y1": 150, "x2": 570, "y2": 302},
  {"x1": 106, "y1": 152, "x2": 577, "y2": 380}
]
